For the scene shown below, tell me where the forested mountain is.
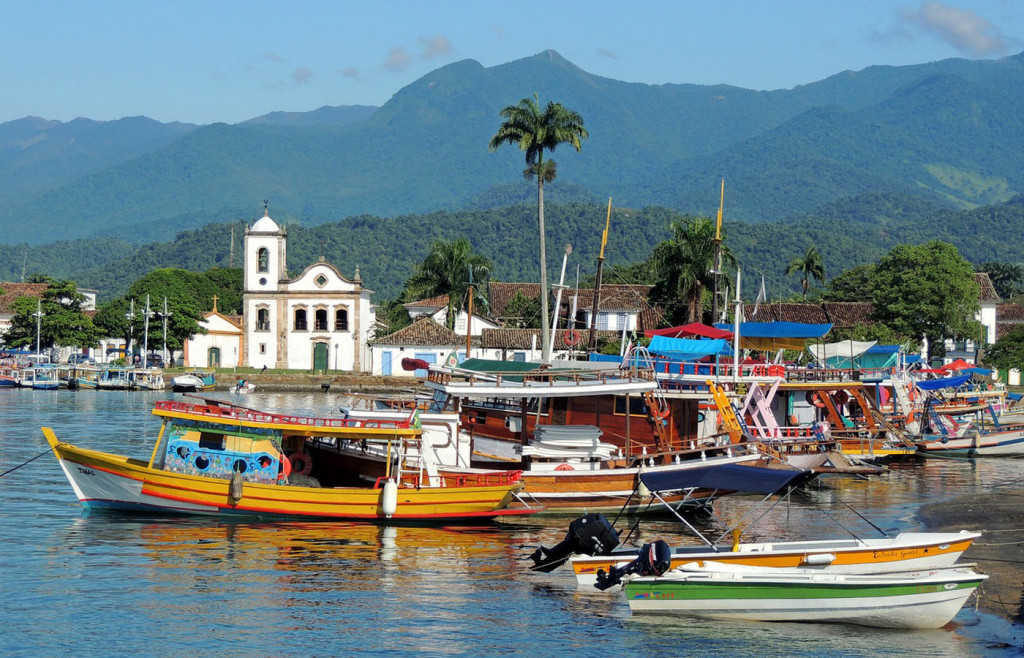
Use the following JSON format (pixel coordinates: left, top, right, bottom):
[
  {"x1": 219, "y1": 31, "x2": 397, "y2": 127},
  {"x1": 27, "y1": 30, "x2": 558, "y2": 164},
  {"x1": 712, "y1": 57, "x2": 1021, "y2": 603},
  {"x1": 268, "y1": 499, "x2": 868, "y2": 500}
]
[
  {"x1": 5, "y1": 195, "x2": 1023, "y2": 304},
  {"x1": 2, "y1": 50, "x2": 1024, "y2": 245}
]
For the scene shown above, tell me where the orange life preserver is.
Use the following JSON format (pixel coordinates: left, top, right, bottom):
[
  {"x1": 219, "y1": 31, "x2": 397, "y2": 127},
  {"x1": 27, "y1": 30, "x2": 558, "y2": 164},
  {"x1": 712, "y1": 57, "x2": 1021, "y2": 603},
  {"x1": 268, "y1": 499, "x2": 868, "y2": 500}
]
[
  {"x1": 908, "y1": 387, "x2": 919, "y2": 402},
  {"x1": 651, "y1": 406, "x2": 670, "y2": 421},
  {"x1": 832, "y1": 390, "x2": 849, "y2": 407},
  {"x1": 562, "y1": 330, "x2": 582, "y2": 348},
  {"x1": 277, "y1": 453, "x2": 292, "y2": 481},
  {"x1": 555, "y1": 463, "x2": 575, "y2": 471},
  {"x1": 806, "y1": 391, "x2": 827, "y2": 408},
  {"x1": 287, "y1": 451, "x2": 313, "y2": 476}
]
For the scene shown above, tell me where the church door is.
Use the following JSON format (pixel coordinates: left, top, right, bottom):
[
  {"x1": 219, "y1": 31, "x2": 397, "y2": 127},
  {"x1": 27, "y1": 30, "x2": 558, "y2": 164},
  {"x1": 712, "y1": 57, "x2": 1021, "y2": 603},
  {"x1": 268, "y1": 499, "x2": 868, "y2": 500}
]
[
  {"x1": 208, "y1": 347, "x2": 221, "y2": 367},
  {"x1": 313, "y1": 342, "x2": 329, "y2": 373}
]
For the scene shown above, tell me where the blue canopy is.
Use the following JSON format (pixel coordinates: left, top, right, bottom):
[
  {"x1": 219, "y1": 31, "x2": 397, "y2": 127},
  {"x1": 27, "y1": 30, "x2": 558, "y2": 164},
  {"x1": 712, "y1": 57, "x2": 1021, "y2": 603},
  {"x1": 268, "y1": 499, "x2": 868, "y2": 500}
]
[
  {"x1": 638, "y1": 463, "x2": 810, "y2": 495},
  {"x1": 915, "y1": 375, "x2": 971, "y2": 391},
  {"x1": 864, "y1": 344, "x2": 900, "y2": 354},
  {"x1": 648, "y1": 336, "x2": 732, "y2": 361},
  {"x1": 713, "y1": 322, "x2": 833, "y2": 350},
  {"x1": 962, "y1": 367, "x2": 992, "y2": 376}
]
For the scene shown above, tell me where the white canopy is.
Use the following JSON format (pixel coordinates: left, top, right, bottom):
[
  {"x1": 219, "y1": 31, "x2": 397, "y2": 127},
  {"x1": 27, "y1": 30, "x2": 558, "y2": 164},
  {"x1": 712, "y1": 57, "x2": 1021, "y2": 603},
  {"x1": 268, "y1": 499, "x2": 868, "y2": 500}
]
[{"x1": 806, "y1": 340, "x2": 877, "y2": 365}]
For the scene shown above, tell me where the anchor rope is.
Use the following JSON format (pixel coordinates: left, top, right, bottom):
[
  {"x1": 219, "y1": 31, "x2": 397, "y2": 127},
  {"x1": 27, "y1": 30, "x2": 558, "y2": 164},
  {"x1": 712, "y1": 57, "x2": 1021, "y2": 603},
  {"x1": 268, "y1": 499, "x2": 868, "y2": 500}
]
[{"x1": 0, "y1": 448, "x2": 53, "y2": 478}]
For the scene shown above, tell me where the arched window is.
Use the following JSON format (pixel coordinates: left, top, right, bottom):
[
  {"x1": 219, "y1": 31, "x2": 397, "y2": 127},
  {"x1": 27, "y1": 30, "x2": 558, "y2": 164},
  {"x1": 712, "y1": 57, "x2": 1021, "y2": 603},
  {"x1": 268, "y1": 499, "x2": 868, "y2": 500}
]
[
  {"x1": 256, "y1": 308, "x2": 270, "y2": 332},
  {"x1": 294, "y1": 308, "x2": 307, "y2": 331},
  {"x1": 314, "y1": 308, "x2": 328, "y2": 331},
  {"x1": 335, "y1": 308, "x2": 349, "y2": 331},
  {"x1": 257, "y1": 247, "x2": 269, "y2": 273}
]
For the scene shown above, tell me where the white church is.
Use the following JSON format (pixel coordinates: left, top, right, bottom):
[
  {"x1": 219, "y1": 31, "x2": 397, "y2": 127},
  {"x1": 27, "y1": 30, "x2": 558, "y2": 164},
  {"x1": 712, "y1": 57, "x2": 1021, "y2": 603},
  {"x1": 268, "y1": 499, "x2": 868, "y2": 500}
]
[{"x1": 238, "y1": 208, "x2": 374, "y2": 372}]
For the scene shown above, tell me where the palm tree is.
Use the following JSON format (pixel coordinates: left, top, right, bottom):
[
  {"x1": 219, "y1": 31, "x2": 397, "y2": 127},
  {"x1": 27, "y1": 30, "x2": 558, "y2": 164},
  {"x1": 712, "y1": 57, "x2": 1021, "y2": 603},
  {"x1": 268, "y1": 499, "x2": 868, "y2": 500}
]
[
  {"x1": 489, "y1": 94, "x2": 588, "y2": 361},
  {"x1": 787, "y1": 246, "x2": 825, "y2": 300},
  {"x1": 404, "y1": 238, "x2": 492, "y2": 330},
  {"x1": 649, "y1": 216, "x2": 729, "y2": 324}
]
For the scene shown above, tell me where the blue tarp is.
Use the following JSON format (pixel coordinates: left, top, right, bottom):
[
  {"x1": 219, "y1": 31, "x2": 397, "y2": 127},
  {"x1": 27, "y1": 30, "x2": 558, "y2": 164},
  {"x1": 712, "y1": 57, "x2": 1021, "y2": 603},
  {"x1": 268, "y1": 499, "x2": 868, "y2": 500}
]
[
  {"x1": 864, "y1": 344, "x2": 900, "y2": 354},
  {"x1": 713, "y1": 322, "x2": 833, "y2": 339},
  {"x1": 915, "y1": 375, "x2": 971, "y2": 391},
  {"x1": 648, "y1": 336, "x2": 732, "y2": 361},
  {"x1": 962, "y1": 367, "x2": 993, "y2": 376},
  {"x1": 639, "y1": 463, "x2": 809, "y2": 495}
]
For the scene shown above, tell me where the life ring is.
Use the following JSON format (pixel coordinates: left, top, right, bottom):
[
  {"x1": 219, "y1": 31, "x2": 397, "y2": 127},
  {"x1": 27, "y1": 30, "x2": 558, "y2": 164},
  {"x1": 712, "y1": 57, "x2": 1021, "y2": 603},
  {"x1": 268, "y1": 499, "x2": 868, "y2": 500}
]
[
  {"x1": 277, "y1": 453, "x2": 292, "y2": 481},
  {"x1": 651, "y1": 406, "x2": 670, "y2": 421},
  {"x1": 907, "y1": 387, "x2": 919, "y2": 402},
  {"x1": 555, "y1": 463, "x2": 575, "y2": 471},
  {"x1": 832, "y1": 390, "x2": 849, "y2": 407},
  {"x1": 806, "y1": 391, "x2": 827, "y2": 408},
  {"x1": 562, "y1": 330, "x2": 582, "y2": 348},
  {"x1": 287, "y1": 451, "x2": 313, "y2": 476}
]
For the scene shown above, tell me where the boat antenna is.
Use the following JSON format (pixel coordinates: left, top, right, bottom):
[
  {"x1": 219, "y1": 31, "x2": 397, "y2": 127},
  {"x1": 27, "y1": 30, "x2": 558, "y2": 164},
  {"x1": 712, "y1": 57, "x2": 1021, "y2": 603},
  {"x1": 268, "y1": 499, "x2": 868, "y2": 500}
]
[{"x1": 711, "y1": 179, "x2": 725, "y2": 322}]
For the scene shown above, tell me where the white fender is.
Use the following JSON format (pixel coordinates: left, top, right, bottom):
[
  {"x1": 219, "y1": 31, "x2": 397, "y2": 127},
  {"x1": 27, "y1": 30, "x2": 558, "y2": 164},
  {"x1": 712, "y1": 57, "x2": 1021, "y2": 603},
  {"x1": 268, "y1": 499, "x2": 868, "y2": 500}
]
[{"x1": 381, "y1": 478, "x2": 398, "y2": 518}]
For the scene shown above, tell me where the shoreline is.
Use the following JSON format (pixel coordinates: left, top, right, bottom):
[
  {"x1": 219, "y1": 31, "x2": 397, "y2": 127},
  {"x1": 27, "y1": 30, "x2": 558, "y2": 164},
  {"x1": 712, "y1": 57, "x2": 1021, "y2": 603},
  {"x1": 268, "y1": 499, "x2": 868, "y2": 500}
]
[{"x1": 918, "y1": 490, "x2": 1024, "y2": 628}]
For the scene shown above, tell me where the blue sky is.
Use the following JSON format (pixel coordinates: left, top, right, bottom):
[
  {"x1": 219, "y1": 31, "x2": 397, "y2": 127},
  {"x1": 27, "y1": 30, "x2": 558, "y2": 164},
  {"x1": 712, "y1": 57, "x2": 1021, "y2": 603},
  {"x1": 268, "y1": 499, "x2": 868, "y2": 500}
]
[{"x1": 2, "y1": 0, "x2": 1022, "y2": 125}]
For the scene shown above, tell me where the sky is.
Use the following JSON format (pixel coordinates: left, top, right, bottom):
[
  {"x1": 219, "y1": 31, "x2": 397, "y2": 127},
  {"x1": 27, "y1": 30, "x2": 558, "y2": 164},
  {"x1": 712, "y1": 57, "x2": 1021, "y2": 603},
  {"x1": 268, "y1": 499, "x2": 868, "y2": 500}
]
[{"x1": 2, "y1": 0, "x2": 1023, "y2": 125}]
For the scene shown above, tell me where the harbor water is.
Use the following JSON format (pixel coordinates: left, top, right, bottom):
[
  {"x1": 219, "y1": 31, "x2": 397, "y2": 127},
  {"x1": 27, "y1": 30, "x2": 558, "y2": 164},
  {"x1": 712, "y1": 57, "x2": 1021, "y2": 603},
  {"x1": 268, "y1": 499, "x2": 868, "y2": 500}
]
[{"x1": 2, "y1": 390, "x2": 1023, "y2": 657}]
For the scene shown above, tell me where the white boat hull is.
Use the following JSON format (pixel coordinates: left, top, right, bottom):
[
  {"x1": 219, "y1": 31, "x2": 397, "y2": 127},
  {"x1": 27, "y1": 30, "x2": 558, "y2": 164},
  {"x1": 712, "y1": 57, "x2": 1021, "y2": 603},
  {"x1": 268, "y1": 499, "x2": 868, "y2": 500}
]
[{"x1": 625, "y1": 566, "x2": 985, "y2": 629}]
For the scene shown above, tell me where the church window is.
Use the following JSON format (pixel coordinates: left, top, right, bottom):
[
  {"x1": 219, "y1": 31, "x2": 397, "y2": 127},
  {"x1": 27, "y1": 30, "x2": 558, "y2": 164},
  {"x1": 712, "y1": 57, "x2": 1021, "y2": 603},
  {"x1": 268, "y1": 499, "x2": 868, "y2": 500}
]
[
  {"x1": 314, "y1": 309, "x2": 329, "y2": 331},
  {"x1": 335, "y1": 309, "x2": 349, "y2": 331},
  {"x1": 257, "y1": 248, "x2": 269, "y2": 273},
  {"x1": 256, "y1": 308, "x2": 270, "y2": 331},
  {"x1": 294, "y1": 308, "x2": 308, "y2": 331},
  {"x1": 315, "y1": 274, "x2": 328, "y2": 287}
]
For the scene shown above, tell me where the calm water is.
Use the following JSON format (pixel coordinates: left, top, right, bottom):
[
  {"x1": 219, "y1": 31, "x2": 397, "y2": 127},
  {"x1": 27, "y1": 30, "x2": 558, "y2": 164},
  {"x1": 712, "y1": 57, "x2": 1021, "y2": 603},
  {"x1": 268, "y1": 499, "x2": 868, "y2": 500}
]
[{"x1": 2, "y1": 390, "x2": 1023, "y2": 657}]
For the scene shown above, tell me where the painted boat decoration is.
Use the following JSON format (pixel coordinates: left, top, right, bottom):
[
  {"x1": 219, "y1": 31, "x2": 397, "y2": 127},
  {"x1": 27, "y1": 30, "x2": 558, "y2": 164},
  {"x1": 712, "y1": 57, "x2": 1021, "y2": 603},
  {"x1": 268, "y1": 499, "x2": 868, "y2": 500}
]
[
  {"x1": 42, "y1": 398, "x2": 535, "y2": 522},
  {"x1": 622, "y1": 562, "x2": 986, "y2": 629}
]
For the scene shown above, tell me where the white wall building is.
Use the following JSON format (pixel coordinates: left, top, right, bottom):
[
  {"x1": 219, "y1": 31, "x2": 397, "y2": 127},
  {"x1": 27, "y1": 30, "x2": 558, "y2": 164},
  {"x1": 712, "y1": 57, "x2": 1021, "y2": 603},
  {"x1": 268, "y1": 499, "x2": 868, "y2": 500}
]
[
  {"x1": 242, "y1": 209, "x2": 374, "y2": 372},
  {"x1": 185, "y1": 302, "x2": 244, "y2": 368}
]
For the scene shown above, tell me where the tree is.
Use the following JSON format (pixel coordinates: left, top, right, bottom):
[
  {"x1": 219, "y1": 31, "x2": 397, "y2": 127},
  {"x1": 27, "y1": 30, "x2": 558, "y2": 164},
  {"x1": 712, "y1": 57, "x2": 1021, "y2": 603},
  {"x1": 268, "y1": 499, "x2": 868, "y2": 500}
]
[
  {"x1": 983, "y1": 329, "x2": 1024, "y2": 371},
  {"x1": 404, "y1": 238, "x2": 492, "y2": 330},
  {"x1": 786, "y1": 246, "x2": 825, "y2": 300},
  {"x1": 489, "y1": 94, "x2": 588, "y2": 361},
  {"x1": 504, "y1": 290, "x2": 542, "y2": 329},
  {"x1": 648, "y1": 215, "x2": 727, "y2": 325},
  {"x1": 4, "y1": 280, "x2": 102, "y2": 352},
  {"x1": 824, "y1": 264, "x2": 876, "y2": 302},
  {"x1": 871, "y1": 241, "x2": 983, "y2": 358},
  {"x1": 977, "y1": 261, "x2": 1023, "y2": 300},
  {"x1": 372, "y1": 299, "x2": 413, "y2": 338}
]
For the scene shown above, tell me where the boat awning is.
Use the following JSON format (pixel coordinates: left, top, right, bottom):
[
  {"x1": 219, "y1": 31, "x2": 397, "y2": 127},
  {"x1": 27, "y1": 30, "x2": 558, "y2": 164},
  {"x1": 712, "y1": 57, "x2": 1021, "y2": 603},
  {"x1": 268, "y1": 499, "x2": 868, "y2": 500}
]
[
  {"x1": 645, "y1": 323, "x2": 733, "y2": 340},
  {"x1": 914, "y1": 375, "x2": 971, "y2": 391},
  {"x1": 806, "y1": 340, "x2": 876, "y2": 366},
  {"x1": 648, "y1": 336, "x2": 732, "y2": 361},
  {"x1": 638, "y1": 463, "x2": 808, "y2": 495},
  {"x1": 714, "y1": 322, "x2": 833, "y2": 351}
]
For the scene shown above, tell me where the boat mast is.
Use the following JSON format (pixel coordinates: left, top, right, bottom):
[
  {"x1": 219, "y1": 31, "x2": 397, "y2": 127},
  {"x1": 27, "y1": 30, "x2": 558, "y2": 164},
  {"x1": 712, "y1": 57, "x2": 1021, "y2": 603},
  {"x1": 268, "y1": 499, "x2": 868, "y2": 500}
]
[
  {"x1": 548, "y1": 244, "x2": 572, "y2": 357},
  {"x1": 712, "y1": 179, "x2": 725, "y2": 322},
  {"x1": 465, "y1": 269, "x2": 474, "y2": 359},
  {"x1": 587, "y1": 198, "x2": 612, "y2": 352}
]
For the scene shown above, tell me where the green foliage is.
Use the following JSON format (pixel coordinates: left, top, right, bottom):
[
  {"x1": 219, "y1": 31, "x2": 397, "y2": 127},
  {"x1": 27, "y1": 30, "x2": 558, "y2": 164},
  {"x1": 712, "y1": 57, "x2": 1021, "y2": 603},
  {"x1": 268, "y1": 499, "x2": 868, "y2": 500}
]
[
  {"x1": 648, "y1": 215, "x2": 730, "y2": 324},
  {"x1": 4, "y1": 279, "x2": 102, "y2": 350},
  {"x1": 786, "y1": 246, "x2": 826, "y2": 300},
  {"x1": 372, "y1": 299, "x2": 413, "y2": 338},
  {"x1": 983, "y1": 329, "x2": 1024, "y2": 370},
  {"x1": 870, "y1": 241, "x2": 983, "y2": 356},
  {"x1": 404, "y1": 238, "x2": 492, "y2": 330},
  {"x1": 978, "y1": 261, "x2": 1024, "y2": 300},
  {"x1": 504, "y1": 290, "x2": 542, "y2": 329},
  {"x1": 824, "y1": 264, "x2": 876, "y2": 302}
]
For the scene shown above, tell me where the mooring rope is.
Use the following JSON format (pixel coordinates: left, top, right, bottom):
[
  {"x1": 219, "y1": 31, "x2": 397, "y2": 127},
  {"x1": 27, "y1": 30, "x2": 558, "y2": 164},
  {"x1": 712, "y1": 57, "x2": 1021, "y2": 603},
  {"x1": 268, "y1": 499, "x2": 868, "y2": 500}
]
[{"x1": 0, "y1": 448, "x2": 53, "y2": 478}]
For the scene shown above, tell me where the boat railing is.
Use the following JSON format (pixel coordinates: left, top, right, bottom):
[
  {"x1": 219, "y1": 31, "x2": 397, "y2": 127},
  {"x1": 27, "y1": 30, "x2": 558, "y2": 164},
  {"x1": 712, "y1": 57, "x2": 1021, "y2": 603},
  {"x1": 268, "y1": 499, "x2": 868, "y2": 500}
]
[
  {"x1": 373, "y1": 470, "x2": 523, "y2": 489},
  {"x1": 154, "y1": 400, "x2": 416, "y2": 431},
  {"x1": 428, "y1": 367, "x2": 657, "y2": 388}
]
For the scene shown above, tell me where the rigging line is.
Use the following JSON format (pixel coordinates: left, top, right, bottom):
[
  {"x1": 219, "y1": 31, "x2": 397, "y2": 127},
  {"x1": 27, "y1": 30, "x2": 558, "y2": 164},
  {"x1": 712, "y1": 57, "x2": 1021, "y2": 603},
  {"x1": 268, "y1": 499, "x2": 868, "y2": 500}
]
[{"x1": 0, "y1": 448, "x2": 53, "y2": 478}]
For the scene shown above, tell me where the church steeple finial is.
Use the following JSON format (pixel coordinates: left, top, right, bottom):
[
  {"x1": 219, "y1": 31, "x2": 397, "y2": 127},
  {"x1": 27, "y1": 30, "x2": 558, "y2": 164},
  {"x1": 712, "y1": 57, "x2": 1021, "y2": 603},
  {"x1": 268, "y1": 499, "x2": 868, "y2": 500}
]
[
  {"x1": 263, "y1": 199, "x2": 269, "y2": 217},
  {"x1": 211, "y1": 295, "x2": 219, "y2": 313}
]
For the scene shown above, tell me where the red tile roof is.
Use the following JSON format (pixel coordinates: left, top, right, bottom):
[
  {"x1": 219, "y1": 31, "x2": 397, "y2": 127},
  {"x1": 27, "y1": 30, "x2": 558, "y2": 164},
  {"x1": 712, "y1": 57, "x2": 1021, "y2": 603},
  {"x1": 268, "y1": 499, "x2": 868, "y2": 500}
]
[
  {"x1": 479, "y1": 328, "x2": 622, "y2": 350},
  {"x1": 0, "y1": 283, "x2": 48, "y2": 314},
  {"x1": 371, "y1": 317, "x2": 460, "y2": 346},
  {"x1": 487, "y1": 281, "x2": 664, "y2": 332},
  {"x1": 975, "y1": 272, "x2": 1001, "y2": 303}
]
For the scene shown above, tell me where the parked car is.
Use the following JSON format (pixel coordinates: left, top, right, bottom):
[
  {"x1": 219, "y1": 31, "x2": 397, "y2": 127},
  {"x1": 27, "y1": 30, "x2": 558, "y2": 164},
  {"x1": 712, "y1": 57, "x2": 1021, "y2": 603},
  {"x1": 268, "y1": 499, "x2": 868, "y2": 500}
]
[
  {"x1": 67, "y1": 354, "x2": 95, "y2": 366},
  {"x1": 144, "y1": 353, "x2": 165, "y2": 368}
]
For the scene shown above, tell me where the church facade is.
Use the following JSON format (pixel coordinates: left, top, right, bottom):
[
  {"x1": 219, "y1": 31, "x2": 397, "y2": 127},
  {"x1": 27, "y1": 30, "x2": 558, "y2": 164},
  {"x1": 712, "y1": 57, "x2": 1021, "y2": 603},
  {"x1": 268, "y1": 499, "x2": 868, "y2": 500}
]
[{"x1": 242, "y1": 209, "x2": 374, "y2": 372}]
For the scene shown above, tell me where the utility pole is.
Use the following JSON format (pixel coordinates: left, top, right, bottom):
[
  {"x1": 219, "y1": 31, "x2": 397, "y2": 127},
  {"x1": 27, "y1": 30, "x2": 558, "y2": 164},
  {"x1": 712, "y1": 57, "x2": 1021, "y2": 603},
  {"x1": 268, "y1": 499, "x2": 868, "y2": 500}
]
[
  {"x1": 587, "y1": 199, "x2": 612, "y2": 352},
  {"x1": 33, "y1": 298, "x2": 43, "y2": 357},
  {"x1": 160, "y1": 297, "x2": 173, "y2": 366},
  {"x1": 126, "y1": 299, "x2": 136, "y2": 362},
  {"x1": 142, "y1": 295, "x2": 153, "y2": 368}
]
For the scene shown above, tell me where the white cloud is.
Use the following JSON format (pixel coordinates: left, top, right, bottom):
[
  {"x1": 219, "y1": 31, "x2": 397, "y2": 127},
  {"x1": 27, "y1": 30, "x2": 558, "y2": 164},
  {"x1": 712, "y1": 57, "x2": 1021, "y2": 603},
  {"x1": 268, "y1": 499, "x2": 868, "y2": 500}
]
[
  {"x1": 419, "y1": 35, "x2": 452, "y2": 60},
  {"x1": 383, "y1": 47, "x2": 412, "y2": 72},
  {"x1": 901, "y1": 1, "x2": 1010, "y2": 55}
]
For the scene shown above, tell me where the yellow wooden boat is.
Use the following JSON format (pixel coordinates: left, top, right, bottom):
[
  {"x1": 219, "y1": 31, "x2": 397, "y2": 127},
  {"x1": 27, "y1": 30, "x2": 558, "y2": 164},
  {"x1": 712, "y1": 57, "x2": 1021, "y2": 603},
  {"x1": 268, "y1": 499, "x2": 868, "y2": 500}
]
[{"x1": 43, "y1": 398, "x2": 533, "y2": 522}]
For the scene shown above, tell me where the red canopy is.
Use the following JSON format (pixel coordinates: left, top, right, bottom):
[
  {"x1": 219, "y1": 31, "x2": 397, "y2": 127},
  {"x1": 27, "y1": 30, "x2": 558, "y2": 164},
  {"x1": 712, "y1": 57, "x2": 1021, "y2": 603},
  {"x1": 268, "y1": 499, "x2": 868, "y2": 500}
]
[
  {"x1": 645, "y1": 322, "x2": 733, "y2": 340},
  {"x1": 940, "y1": 359, "x2": 973, "y2": 372}
]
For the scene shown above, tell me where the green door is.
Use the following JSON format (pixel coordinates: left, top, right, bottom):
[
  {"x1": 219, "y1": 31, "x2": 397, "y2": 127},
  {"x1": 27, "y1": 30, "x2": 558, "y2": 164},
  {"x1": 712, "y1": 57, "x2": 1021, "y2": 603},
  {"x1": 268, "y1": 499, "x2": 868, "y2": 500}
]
[
  {"x1": 208, "y1": 347, "x2": 221, "y2": 367},
  {"x1": 313, "y1": 342, "x2": 329, "y2": 373}
]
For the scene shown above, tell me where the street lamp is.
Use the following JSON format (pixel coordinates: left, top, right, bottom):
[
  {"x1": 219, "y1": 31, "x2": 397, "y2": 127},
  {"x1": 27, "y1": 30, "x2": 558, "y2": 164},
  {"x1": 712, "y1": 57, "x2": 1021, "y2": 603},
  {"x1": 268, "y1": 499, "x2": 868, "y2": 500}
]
[
  {"x1": 126, "y1": 299, "x2": 136, "y2": 363},
  {"x1": 158, "y1": 297, "x2": 173, "y2": 367},
  {"x1": 32, "y1": 298, "x2": 43, "y2": 358},
  {"x1": 142, "y1": 295, "x2": 154, "y2": 368}
]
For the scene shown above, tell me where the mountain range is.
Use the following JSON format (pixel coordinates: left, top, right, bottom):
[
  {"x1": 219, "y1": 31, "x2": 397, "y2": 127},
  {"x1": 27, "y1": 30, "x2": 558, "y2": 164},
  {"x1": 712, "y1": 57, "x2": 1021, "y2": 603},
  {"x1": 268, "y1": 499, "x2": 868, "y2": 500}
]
[{"x1": 3, "y1": 49, "x2": 1024, "y2": 247}]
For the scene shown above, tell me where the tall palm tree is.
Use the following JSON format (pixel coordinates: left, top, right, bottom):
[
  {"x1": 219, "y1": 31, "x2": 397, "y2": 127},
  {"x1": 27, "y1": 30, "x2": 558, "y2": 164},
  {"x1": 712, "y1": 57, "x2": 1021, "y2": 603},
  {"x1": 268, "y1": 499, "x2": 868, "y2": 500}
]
[
  {"x1": 489, "y1": 94, "x2": 588, "y2": 361},
  {"x1": 649, "y1": 216, "x2": 729, "y2": 324},
  {"x1": 404, "y1": 238, "x2": 491, "y2": 330},
  {"x1": 787, "y1": 246, "x2": 825, "y2": 300}
]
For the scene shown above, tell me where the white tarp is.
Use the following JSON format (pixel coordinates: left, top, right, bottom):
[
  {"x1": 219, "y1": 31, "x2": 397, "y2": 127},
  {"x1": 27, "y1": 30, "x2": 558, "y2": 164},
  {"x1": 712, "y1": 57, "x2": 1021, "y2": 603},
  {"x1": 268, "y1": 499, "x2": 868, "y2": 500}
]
[{"x1": 806, "y1": 340, "x2": 877, "y2": 365}]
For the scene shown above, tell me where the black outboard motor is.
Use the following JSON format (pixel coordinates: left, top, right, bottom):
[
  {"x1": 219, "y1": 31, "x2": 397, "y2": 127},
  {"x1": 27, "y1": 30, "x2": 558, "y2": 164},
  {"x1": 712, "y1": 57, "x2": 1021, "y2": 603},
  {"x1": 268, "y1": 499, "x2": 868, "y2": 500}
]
[
  {"x1": 528, "y1": 513, "x2": 620, "y2": 572},
  {"x1": 594, "y1": 539, "x2": 672, "y2": 591}
]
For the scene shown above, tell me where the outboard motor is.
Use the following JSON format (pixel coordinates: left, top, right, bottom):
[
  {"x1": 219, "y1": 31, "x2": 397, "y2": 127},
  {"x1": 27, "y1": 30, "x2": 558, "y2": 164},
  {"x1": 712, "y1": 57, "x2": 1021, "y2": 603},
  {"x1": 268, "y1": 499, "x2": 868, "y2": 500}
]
[
  {"x1": 528, "y1": 513, "x2": 620, "y2": 572},
  {"x1": 594, "y1": 539, "x2": 672, "y2": 591}
]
